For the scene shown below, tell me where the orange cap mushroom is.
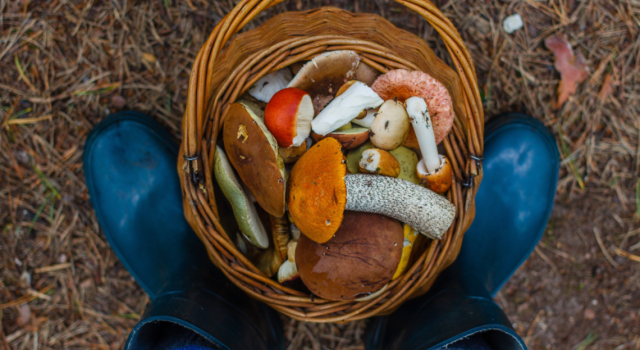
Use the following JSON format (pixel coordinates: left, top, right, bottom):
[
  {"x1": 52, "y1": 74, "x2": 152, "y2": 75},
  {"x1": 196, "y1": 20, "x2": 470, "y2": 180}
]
[
  {"x1": 287, "y1": 138, "x2": 347, "y2": 244},
  {"x1": 288, "y1": 138, "x2": 456, "y2": 242},
  {"x1": 371, "y1": 69, "x2": 455, "y2": 145}
]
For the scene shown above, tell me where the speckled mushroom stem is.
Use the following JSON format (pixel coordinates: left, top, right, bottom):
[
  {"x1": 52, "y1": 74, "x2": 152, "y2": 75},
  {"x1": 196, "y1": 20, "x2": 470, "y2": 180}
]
[
  {"x1": 406, "y1": 97, "x2": 440, "y2": 173},
  {"x1": 344, "y1": 174, "x2": 455, "y2": 239}
]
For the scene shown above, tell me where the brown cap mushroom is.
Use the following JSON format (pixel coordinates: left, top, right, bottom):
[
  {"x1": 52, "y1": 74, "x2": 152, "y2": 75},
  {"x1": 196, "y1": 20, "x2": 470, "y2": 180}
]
[
  {"x1": 296, "y1": 211, "x2": 403, "y2": 300},
  {"x1": 223, "y1": 101, "x2": 286, "y2": 217},
  {"x1": 288, "y1": 51, "x2": 379, "y2": 100},
  {"x1": 310, "y1": 127, "x2": 370, "y2": 150},
  {"x1": 288, "y1": 138, "x2": 456, "y2": 242},
  {"x1": 371, "y1": 69, "x2": 455, "y2": 145}
]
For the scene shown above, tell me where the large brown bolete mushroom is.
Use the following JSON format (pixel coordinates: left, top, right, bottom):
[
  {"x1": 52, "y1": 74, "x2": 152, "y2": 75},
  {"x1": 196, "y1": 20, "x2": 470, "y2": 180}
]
[
  {"x1": 288, "y1": 138, "x2": 455, "y2": 243},
  {"x1": 223, "y1": 101, "x2": 286, "y2": 217},
  {"x1": 296, "y1": 211, "x2": 403, "y2": 300},
  {"x1": 371, "y1": 69, "x2": 455, "y2": 145}
]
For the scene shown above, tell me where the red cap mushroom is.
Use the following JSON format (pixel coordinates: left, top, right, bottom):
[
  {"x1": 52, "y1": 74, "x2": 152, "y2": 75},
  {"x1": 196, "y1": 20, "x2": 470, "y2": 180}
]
[{"x1": 264, "y1": 87, "x2": 314, "y2": 148}]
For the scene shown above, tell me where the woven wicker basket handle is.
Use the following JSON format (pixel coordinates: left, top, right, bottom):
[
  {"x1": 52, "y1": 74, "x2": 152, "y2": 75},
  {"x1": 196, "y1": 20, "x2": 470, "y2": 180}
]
[{"x1": 182, "y1": 0, "x2": 483, "y2": 175}]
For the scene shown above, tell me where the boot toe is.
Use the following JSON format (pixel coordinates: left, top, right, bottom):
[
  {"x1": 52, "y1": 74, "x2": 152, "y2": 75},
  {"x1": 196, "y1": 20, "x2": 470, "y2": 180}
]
[
  {"x1": 461, "y1": 113, "x2": 559, "y2": 295},
  {"x1": 83, "y1": 112, "x2": 202, "y2": 298}
]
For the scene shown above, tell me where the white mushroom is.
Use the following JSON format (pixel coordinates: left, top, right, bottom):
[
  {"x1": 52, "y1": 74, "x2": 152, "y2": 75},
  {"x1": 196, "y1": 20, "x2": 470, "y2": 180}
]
[
  {"x1": 369, "y1": 100, "x2": 411, "y2": 151},
  {"x1": 249, "y1": 68, "x2": 293, "y2": 103},
  {"x1": 311, "y1": 82, "x2": 383, "y2": 136},
  {"x1": 277, "y1": 260, "x2": 299, "y2": 284},
  {"x1": 406, "y1": 97, "x2": 453, "y2": 194}
]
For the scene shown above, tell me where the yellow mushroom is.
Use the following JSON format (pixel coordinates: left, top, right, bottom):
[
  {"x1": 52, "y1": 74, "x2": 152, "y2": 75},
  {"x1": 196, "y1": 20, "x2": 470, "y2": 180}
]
[{"x1": 392, "y1": 224, "x2": 419, "y2": 280}]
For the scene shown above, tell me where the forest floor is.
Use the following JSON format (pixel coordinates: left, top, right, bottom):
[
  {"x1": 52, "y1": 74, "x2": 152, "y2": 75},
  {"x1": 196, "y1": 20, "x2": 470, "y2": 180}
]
[{"x1": 0, "y1": 0, "x2": 639, "y2": 349}]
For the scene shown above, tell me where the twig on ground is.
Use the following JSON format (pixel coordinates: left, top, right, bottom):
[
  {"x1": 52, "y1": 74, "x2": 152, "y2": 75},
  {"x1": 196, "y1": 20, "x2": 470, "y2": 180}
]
[{"x1": 593, "y1": 227, "x2": 618, "y2": 268}]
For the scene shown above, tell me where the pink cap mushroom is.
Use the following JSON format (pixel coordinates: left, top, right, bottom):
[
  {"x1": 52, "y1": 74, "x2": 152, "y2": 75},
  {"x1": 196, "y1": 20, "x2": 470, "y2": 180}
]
[{"x1": 371, "y1": 69, "x2": 455, "y2": 145}]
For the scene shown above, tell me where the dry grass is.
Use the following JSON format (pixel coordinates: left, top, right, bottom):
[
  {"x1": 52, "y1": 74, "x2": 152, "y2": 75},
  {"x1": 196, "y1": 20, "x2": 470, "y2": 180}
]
[{"x1": 0, "y1": 0, "x2": 638, "y2": 349}]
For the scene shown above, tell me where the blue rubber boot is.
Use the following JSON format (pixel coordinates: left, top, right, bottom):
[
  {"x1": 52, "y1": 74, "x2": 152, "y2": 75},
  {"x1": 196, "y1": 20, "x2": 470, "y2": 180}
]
[
  {"x1": 83, "y1": 112, "x2": 283, "y2": 350},
  {"x1": 365, "y1": 113, "x2": 559, "y2": 350}
]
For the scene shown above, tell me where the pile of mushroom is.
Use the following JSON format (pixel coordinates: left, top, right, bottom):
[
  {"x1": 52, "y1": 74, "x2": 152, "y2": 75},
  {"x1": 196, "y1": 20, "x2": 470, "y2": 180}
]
[{"x1": 214, "y1": 51, "x2": 458, "y2": 300}]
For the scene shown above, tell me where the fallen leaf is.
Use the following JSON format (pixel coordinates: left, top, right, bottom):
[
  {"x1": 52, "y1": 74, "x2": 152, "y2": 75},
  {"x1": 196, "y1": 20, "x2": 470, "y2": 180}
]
[
  {"x1": 598, "y1": 73, "x2": 614, "y2": 100},
  {"x1": 142, "y1": 52, "x2": 157, "y2": 64},
  {"x1": 545, "y1": 34, "x2": 589, "y2": 108}
]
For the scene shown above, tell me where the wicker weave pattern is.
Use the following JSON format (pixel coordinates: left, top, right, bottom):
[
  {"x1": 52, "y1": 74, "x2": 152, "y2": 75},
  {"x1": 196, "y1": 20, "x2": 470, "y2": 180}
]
[{"x1": 179, "y1": 1, "x2": 483, "y2": 322}]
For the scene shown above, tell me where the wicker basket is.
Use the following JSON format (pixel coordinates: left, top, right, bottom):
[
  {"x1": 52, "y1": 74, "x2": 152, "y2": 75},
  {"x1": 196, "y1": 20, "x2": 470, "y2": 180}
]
[{"x1": 179, "y1": 0, "x2": 483, "y2": 323}]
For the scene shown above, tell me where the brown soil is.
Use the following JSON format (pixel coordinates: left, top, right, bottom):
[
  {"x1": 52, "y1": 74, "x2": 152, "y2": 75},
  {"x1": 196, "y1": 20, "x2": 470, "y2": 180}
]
[{"x1": 1, "y1": 0, "x2": 638, "y2": 349}]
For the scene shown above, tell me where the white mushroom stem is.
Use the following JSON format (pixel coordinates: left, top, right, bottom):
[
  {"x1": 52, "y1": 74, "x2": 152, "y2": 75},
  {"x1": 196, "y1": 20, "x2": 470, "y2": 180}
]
[
  {"x1": 312, "y1": 82, "x2": 383, "y2": 135},
  {"x1": 352, "y1": 109, "x2": 377, "y2": 128},
  {"x1": 344, "y1": 174, "x2": 455, "y2": 239},
  {"x1": 406, "y1": 97, "x2": 440, "y2": 174}
]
